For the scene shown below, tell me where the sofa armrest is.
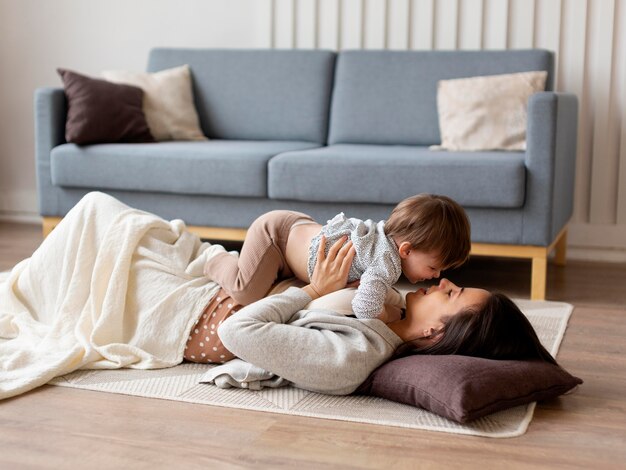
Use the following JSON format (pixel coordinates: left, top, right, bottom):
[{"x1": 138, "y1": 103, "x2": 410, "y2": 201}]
[
  {"x1": 523, "y1": 91, "x2": 578, "y2": 245},
  {"x1": 34, "y1": 87, "x2": 67, "y2": 215}
]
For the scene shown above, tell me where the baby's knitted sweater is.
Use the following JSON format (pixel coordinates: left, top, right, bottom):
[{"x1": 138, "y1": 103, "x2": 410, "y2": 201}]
[{"x1": 307, "y1": 213, "x2": 402, "y2": 319}]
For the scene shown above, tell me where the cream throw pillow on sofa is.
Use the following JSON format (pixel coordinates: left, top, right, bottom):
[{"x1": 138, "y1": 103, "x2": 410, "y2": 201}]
[
  {"x1": 432, "y1": 70, "x2": 547, "y2": 151},
  {"x1": 102, "y1": 65, "x2": 207, "y2": 141}
]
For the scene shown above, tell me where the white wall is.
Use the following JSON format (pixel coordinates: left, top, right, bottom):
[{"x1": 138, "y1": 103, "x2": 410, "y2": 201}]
[
  {"x1": 0, "y1": 0, "x2": 270, "y2": 218},
  {"x1": 1, "y1": 0, "x2": 624, "y2": 261}
]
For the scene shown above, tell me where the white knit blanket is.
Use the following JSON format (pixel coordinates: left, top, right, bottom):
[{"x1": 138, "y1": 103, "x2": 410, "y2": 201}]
[{"x1": 0, "y1": 192, "x2": 222, "y2": 400}]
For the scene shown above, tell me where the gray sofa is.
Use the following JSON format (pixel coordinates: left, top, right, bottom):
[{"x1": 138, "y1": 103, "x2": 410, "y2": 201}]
[{"x1": 34, "y1": 48, "x2": 578, "y2": 299}]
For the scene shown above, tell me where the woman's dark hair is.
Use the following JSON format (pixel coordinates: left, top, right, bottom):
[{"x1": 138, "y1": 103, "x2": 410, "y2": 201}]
[{"x1": 402, "y1": 292, "x2": 558, "y2": 365}]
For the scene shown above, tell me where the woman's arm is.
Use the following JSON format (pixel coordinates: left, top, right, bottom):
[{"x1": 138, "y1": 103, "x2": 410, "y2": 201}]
[
  {"x1": 217, "y1": 234, "x2": 354, "y2": 330},
  {"x1": 217, "y1": 237, "x2": 401, "y2": 394},
  {"x1": 217, "y1": 287, "x2": 398, "y2": 394}
]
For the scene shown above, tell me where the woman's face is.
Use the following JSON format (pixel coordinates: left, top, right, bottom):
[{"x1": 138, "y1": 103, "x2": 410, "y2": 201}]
[{"x1": 405, "y1": 278, "x2": 490, "y2": 339}]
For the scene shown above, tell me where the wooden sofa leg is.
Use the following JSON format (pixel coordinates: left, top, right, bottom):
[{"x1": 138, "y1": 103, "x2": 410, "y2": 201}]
[
  {"x1": 554, "y1": 229, "x2": 568, "y2": 267},
  {"x1": 530, "y1": 255, "x2": 547, "y2": 300},
  {"x1": 42, "y1": 216, "x2": 61, "y2": 238}
]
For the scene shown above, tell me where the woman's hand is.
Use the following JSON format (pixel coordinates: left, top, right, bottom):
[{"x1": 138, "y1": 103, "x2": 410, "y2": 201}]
[{"x1": 303, "y1": 235, "x2": 356, "y2": 300}]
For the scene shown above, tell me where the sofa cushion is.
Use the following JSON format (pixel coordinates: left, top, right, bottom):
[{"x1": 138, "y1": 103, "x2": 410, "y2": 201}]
[
  {"x1": 268, "y1": 144, "x2": 526, "y2": 208},
  {"x1": 147, "y1": 48, "x2": 337, "y2": 144},
  {"x1": 329, "y1": 49, "x2": 553, "y2": 146},
  {"x1": 51, "y1": 140, "x2": 321, "y2": 198}
]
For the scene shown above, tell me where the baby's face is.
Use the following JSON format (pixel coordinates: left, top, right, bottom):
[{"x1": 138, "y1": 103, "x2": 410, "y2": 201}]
[{"x1": 400, "y1": 249, "x2": 443, "y2": 283}]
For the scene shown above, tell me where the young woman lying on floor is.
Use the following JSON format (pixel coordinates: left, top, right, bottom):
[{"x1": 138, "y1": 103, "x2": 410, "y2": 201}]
[
  {"x1": 189, "y1": 233, "x2": 557, "y2": 394},
  {"x1": 0, "y1": 192, "x2": 555, "y2": 399}
]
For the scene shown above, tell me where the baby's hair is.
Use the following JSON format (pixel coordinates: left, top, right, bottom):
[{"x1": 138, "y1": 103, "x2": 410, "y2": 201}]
[{"x1": 385, "y1": 194, "x2": 471, "y2": 269}]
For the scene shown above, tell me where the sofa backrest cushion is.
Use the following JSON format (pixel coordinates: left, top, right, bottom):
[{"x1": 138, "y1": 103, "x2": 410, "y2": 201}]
[
  {"x1": 147, "y1": 48, "x2": 336, "y2": 143},
  {"x1": 328, "y1": 49, "x2": 554, "y2": 146}
]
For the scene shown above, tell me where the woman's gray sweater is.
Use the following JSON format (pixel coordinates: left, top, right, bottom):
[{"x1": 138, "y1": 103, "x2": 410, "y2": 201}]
[{"x1": 217, "y1": 287, "x2": 404, "y2": 395}]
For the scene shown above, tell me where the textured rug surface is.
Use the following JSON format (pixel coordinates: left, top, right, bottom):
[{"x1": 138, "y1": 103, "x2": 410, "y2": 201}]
[{"x1": 45, "y1": 299, "x2": 573, "y2": 438}]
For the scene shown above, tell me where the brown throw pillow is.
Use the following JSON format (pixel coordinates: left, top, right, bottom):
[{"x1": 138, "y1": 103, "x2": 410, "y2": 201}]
[
  {"x1": 58, "y1": 68, "x2": 154, "y2": 145},
  {"x1": 356, "y1": 355, "x2": 582, "y2": 423}
]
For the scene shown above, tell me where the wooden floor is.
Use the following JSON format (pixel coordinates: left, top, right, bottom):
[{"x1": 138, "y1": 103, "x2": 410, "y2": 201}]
[{"x1": 1, "y1": 222, "x2": 625, "y2": 469}]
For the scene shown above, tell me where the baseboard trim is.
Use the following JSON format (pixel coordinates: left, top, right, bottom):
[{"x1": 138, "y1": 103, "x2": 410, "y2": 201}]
[
  {"x1": 0, "y1": 212, "x2": 41, "y2": 224},
  {"x1": 567, "y1": 246, "x2": 626, "y2": 263},
  {"x1": 569, "y1": 223, "x2": 626, "y2": 250}
]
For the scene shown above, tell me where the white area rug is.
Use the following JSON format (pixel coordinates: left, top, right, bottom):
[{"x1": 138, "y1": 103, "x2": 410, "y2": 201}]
[{"x1": 42, "y1": 298, "x2": 573, "y2": 439}]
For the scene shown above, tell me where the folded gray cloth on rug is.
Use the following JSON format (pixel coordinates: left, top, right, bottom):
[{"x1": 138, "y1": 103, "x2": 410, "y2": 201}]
[{"x1": 199, "y1": 359, "x2": 291, "y2": 390}]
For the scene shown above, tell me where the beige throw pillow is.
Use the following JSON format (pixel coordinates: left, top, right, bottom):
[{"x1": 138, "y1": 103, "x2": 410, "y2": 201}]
[
  {"x1": 432, "y1": 70, "x2": 547, "y2": 151},
  {"x1": 102, "y1": 64, "x2": 207, "y2": 141}
]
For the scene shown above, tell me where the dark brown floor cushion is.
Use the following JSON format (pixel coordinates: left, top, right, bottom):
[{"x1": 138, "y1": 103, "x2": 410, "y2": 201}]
[{"x1": 357, "y1": 354, "x2": 582, "y2": 423}]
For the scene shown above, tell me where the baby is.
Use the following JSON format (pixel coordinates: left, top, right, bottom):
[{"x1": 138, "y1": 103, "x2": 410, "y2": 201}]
[{"x1": 203, "y1": 194, "x2": 471, "y2": 320}]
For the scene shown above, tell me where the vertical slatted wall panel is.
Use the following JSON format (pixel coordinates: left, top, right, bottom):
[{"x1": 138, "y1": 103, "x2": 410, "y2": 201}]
[
  {"x1": 412, "y1": 0, "x2": 435, "y2": 50},
  {"x1": 459, "y1": 0, "x2": 484, "y2": 50},
  {"x1": 588, "y1": 0, "x2": 617, "y2": 224},
  {"x1": 618, "y1": 1, "x2": 626, "y2": 225}
]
